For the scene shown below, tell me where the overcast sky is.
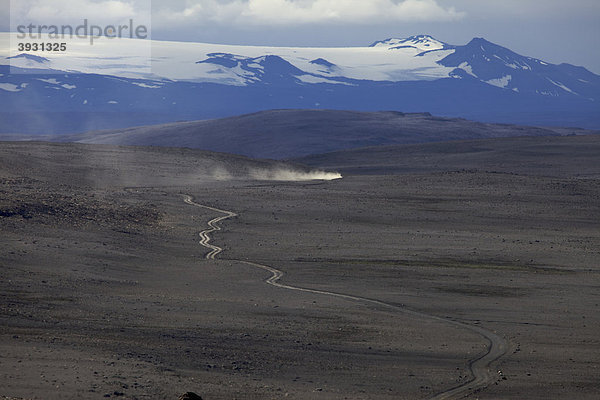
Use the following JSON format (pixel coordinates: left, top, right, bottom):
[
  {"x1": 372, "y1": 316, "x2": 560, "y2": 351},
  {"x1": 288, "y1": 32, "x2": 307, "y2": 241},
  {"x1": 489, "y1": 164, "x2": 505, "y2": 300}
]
[{"x1": 3, "y1": 0, "x2": 600, "y2": 73}]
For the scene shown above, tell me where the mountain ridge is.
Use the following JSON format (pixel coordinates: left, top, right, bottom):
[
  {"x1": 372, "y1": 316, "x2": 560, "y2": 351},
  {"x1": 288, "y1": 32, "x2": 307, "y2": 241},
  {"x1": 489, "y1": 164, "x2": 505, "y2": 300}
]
[{"x1": 1, "y1": 33, "x2": 599, "y2": 133}]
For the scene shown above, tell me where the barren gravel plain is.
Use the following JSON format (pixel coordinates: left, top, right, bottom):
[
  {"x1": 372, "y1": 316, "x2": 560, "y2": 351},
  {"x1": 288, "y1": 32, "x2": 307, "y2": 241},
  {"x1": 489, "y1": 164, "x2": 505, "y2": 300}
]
[{"x1": 1, "y1": 139, "x2": 599, "y2": 399}]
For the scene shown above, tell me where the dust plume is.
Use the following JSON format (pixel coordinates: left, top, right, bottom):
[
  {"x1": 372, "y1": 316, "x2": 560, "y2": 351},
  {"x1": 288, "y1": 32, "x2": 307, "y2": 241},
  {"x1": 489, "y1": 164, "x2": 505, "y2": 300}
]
[
  {"x1": 209, "y1": 167, "x2": 234, "y2": 181},
  {"x1": 248, "y1": 168, "x2": 342, "y2": 181}
]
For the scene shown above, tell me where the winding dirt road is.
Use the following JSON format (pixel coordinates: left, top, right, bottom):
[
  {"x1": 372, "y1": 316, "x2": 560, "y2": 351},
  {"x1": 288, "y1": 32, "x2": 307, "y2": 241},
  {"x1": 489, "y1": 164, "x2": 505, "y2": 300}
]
[
  {"x1": 182, "y1": 194, "x2": 508, "y2": 399},
  {"x1": 184, "y1": 197, "x2": 237, "y2": 260}
]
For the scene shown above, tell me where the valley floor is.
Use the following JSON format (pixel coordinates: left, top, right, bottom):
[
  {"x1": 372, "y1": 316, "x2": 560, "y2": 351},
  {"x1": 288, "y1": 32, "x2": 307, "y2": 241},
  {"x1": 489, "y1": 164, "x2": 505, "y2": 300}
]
[{"x1": 1, "y1": 143, "x2": 599, "y2": 399}]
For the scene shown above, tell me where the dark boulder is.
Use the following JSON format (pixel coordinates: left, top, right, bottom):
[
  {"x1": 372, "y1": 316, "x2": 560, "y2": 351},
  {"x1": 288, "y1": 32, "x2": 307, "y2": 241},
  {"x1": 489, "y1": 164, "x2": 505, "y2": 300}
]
[{"x1": 178, "y1": 393, "x2": 203, "y2": 400}]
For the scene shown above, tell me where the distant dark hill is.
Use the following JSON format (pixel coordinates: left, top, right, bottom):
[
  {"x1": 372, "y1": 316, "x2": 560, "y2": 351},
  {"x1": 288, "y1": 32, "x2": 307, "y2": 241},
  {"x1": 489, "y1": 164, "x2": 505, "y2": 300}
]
[
  {"x1": 44, "y1": 109, "x2": 596, "y2": 159},
  {"x1": 293, "y1": 134, "x2": 600, "y2": 178}
]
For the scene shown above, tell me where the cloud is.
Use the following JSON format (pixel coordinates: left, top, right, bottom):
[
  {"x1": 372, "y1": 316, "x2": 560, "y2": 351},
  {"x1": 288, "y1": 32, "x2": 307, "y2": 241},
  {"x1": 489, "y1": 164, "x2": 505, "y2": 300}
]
[
  {"x1": 154, "y1": 0, "x2": 465, "y2": 27},
  {"x1": 7, "y1": 0, "x2": 463, "y2": 30},
  {"x1": 445, "y1": 0, "x2": 600, "y2": 19},
  {"x1": 9, "y1": 0, "x2": 149, "y2": 26}
]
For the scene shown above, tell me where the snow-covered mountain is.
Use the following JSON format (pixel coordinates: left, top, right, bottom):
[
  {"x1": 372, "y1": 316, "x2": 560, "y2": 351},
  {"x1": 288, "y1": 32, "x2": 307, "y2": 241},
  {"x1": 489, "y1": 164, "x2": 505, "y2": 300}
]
[
  {"x1": 370, "y1": 35, "x2": 453, "y2": 52},
  {"x1": 440, "y1": 37, "x2": 599, "y2": 99},
  {"x1": 0, "y1": 33, "x2": 456, "y2": 83},
  {"x1": 1, "y1": 33, "x2": 598, "y2": 133}
]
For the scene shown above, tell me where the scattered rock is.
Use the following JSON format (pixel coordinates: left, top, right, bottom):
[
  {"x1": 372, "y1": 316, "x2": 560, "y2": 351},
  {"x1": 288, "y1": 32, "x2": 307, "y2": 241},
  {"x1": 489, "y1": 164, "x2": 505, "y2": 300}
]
[{"x1": 178, "y1": 392, "x2": 203, "y2": 400}]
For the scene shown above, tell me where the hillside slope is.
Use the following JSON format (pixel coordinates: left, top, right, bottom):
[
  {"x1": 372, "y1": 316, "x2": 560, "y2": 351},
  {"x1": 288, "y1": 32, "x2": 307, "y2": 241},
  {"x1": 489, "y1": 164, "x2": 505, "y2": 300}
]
[
  {"x1": 0, "y1": 141, "x2": 332, "y2": 187},
  {"x1": 293, "y1": 134, "x2": 600, "y2": 177}
]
